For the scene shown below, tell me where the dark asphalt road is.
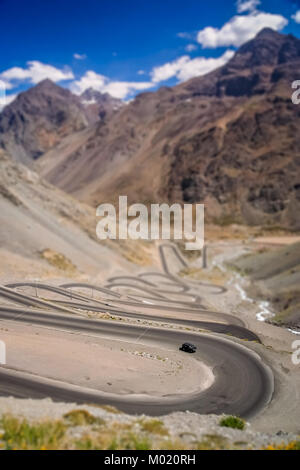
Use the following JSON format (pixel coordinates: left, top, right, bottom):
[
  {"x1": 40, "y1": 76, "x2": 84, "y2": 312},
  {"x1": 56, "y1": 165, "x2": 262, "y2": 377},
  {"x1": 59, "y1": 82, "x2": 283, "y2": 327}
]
[{"x1": 0, "y1": 243, "x2": 273, "y2": 418}]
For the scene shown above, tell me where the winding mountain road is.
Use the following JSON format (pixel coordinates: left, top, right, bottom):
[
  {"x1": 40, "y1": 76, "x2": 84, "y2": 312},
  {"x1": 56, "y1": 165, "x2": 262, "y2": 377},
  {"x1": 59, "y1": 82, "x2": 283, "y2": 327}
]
[{"x1": 0, "y1": 243, "x2": 273, "y2": 418}]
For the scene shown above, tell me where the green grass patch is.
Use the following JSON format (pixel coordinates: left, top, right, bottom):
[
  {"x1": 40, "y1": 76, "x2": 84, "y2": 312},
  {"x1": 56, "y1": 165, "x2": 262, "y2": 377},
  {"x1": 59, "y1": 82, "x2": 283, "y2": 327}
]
[{"x1": 219, "y1": 416, "x2": 245, "y2": 430}]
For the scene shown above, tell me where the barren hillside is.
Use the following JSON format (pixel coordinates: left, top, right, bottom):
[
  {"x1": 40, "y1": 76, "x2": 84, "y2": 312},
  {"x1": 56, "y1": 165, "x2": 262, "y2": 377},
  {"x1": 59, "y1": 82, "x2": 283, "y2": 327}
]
[
  {"x1": 36, "y1": 29, "x2": 300, "y2": 229},
  {"x1": 1, "y1": 29, "x2": 299, "y2": 230},
  {"x1": 0, "y1": 149, "x2": 133, "y2": 281}
]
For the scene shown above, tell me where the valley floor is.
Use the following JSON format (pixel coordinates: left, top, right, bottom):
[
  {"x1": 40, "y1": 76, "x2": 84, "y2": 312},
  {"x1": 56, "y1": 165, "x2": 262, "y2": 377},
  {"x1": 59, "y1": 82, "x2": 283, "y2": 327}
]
[{"x1": 0, "y1": 235, "x2": 299, "y2": 449}]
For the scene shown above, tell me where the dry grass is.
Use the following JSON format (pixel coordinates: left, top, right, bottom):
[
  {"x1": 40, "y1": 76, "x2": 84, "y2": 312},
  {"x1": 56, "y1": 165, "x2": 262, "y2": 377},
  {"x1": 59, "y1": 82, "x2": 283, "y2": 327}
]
[
  {"x1": 197, "y1": 434, "x2": 229, "y2": 450},
  {"x1": 0, "y1": 414, "x2": 66, "y2": 450},
  {"x1": 75, "y1": 431, "x2": 152, "y2": 450},
  {"x1": 1, "y1": 413, "x2": 298, "y2": 450},
  {"x1": 179, "y1": 266, "x2": 227, "y2": 285},
  {"x1": 40, "y1": 249, "x2": 77, "y2": 274},
  {"x1": 63, "y1": 409, "x2": 104, "y2": 426},
  {"x1": 137, "y1": 418, "x2": 169, "y2": 436},
  {"x1": 90, "y1": 404, "x2": 123, "y2": 414},
  {"x1": 105, "y1": 239, "x2": 153, "y2": 266},
  {"x1": 263, "y1": 441, "x2": 300, "y2": 450}
]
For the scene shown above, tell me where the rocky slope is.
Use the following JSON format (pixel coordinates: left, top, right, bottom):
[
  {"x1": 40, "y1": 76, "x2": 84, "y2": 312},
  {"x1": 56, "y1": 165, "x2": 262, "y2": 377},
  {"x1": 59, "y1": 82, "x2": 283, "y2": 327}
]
[
  {"x1": 0, "y1": 80, "x2": 124, "y2": 167},
  {"x1": 36, "y1": 28, "x2": 300, "y2": 229},
  {"x1": 0, "y1": 149, "x2": 132, "y2": 281},
  {"x1": 80, "y1": 88, "x2": 124, "y2": 123},
  {"x1": 0, "y1": 29, "x2": 299, "y2": 229},
  {"x1": 0, "y1": 79, "x2": 91, "y2": 165}
]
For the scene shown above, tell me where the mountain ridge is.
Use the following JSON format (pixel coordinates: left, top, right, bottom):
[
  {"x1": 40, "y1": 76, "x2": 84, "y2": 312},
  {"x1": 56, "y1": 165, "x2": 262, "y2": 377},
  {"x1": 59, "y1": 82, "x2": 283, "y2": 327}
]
[
  {"x1": 38, "y1": 28, "x2": 300, "y2": 229},
  {"x1": 0, "y1": 80, "x2": 123, "y2": 164},
  {"x1": 1, "y1": 28, "x2": 300, "y2": 229}
]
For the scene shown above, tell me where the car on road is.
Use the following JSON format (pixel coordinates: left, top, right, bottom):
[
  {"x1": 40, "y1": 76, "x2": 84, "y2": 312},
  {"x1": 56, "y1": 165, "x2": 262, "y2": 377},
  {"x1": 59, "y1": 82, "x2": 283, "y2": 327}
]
[{"x1": 179, "y1": 342, "x2": 197, "y2": 353}]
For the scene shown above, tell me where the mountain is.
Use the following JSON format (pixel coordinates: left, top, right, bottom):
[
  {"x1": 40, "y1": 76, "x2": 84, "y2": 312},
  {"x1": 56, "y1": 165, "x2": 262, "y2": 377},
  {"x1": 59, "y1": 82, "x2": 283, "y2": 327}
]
[
  {"x1": 180, "y1": 28, "x2": 299, "y2": 98},
  {"x1": 0, "y1": 148, "x2": 133, "y2": 281},
  {"x1": 37, "y1": 29, "x2": 300, "y2": 229},
  {"x1": 0, "y1": 79, "x2": 90, "y2": 165},
  {"x1": 0, "y1": 80, "x2": 124, "y2": 167},
  {"x1": 80, "y1": 88, "x2": 124, "y2": 123}
]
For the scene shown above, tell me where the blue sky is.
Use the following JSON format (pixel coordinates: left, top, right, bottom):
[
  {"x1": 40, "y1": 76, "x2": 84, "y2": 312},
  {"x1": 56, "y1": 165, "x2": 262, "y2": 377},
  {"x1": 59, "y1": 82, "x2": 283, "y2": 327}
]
[{"x1": 0, "y1": 0, "x2": 299, "y2": 105}]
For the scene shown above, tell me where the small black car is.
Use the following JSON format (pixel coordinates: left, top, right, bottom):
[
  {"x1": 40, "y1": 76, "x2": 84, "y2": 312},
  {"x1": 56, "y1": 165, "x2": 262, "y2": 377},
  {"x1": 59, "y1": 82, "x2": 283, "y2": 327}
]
[{"x1": 179, "y1": 342, "x2": 197, "y2": 353}]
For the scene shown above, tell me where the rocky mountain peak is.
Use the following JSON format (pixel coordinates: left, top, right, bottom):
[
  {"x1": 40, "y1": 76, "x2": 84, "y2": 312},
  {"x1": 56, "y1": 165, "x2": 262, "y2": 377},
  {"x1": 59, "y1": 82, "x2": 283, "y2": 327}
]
[
  {"x1": 228, "y1": 28, "x2": 300, "y2": 69},
  {"x1": 80, "y1": 88, "x2": 124, "y2": 121},
  {"x1": 0, "y1": 80, "x2": 89, "y2": 164}
]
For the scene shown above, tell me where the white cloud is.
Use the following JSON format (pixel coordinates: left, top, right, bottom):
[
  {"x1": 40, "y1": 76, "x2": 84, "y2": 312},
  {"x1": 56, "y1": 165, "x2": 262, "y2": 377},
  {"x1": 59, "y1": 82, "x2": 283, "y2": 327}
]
[
  {"x1": 151, "y1": 56, "x2": 190, "y2": 83},
  {"x1": 177, "y1": 32, "x2": 192, "y2": 39},
  {"x1": 151, "y1": 49, "x2": 235, "y2": 84},
  {"x1": 104, "y1": 81, "x2": 153, "y2": 99},
  {"x1": 178, "y1": 50, "x2": 235, "y2": 81},
  {"x1": 73, "y1": 53, "x2": 87, "y2": 60},
  {"x1": 0, "y1": 77, "x2": 13, "y2": 91},
  {"x1": 0, "y1": 92, "x2": 17, "y2": 111},
  {"x1": 236, "y1": 0, "x2": 260, "y2": 14},
  {"x1": 292, "y1": 10, "x2": 300, "y2": 24},
  {"x1": 70, "y1": 71, "x2": 107, "y2": 93},
  {"x1": 185, "y1": 44, "x2": 197, "y2": 52},
  {"x1": 0, "y1": 61, "x2": 74, "y2": 88},
  {"x1": 197, "y1": 11, "x2": 288, "y2": 48},
  {"x1": 70, "y1": 70, "x2": 153, "y2": 99},
  {"x1": 0, "y1": 0, "x2": 290, "y2": 104}
]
